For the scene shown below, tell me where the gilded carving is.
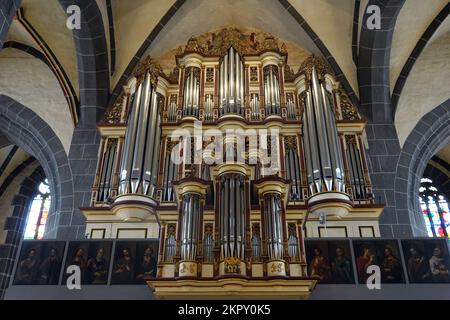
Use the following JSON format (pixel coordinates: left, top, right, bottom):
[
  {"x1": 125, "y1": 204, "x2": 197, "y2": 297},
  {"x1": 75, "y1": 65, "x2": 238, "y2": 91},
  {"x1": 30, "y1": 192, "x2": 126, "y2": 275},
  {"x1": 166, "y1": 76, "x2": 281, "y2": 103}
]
[
  {"x1": 177, "y1": 27, "x2": 287, "y2": 58},
  {"x1": 284, "y1": 136, "x2": 297, "y2": 151},
  {"x1": 205, "y1": 67, "x2": 214, "y2": 83},
  {"x1": 103, "y1": 92, "x2": 125, "y2": 124},
  {"x1": 270, "y1": 263, "x2": 283, "y2": 273},
  {"x1": 288, "y1": 223, "x2": 297, "y2": 237},
  {"x1": 250, "y1": 66, "x2": 258, "y2": 82},
  {"x1": 224, "y1": 256, "x2": 241, "y2": 274},
  {"x1": 297, "y1": 56, "x2": 331, "y2": 81},
  {"x1": 132, "y1": 56, "x2": 163, "y2": 85},
  {"x1": 298, "y1": 91, "x2": 307, "y2": 117},
  {"x1": 345, "y1": 135, "x2": 358, "y2": 145},
  {"x1": 339, "y1": 89, "x2": 360, "y2": 120}
]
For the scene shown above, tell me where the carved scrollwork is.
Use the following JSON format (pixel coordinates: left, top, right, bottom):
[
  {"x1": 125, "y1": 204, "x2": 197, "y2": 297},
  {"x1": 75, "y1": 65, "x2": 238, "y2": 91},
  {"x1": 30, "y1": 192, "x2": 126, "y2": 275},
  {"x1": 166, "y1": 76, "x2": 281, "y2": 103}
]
[
  {"x1": 284, "y1": 136, "x2": 298, "y2": 152},
  {"x1": 132, "y1": 55, "x2": 163, "y2": 86},
  {"x1": 339, "y1": 89, "x2": 360, "y2": 121},
  {"x1": 103, "y1": 92, "x2": 125, "y2": 124},
  {"x1": 297, "y1": 56, "x2": 331, "y2": 81},
  {"x1": 177, "y1": 27, "x2": 287, "y2": 58}
]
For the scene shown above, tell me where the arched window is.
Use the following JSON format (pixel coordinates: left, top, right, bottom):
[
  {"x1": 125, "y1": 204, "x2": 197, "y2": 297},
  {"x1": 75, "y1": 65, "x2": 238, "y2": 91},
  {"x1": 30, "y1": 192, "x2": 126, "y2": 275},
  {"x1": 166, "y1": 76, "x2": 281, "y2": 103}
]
[
  {"x1": 419, "y1": 178, "x2": 450, "y2": 238},
  {"x1": 24, "y1": 179, "x2": 51, "y2": 240}
]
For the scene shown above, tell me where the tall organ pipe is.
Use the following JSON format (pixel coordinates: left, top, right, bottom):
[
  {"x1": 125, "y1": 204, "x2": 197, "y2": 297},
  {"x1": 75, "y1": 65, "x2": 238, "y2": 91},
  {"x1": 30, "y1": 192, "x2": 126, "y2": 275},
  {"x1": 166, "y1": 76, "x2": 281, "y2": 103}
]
[
  {"x1": 219, "y1": 173, "x2": 246, "y2": 259},
  {"x1": 302, "y1": 67, "x2": 345, "y2": 195},
  {"x1": 264, "y1": 65, "x2": 281, "y2": 116},
  {"x1": 182, "y1": 67, "x2": 200, "y2": 117},
  {"x1": 119, "y1": 71, "x2": 162, "y2": 197},
  {"x1": 264, "y1": 194, "x2": 284, "y2": 260},
  {"x1": 180, "y1": 193, "x2": 201, "y2": 261},
  {"x1": 219, "y1": 47, "x2": 244, "y2": 116}
]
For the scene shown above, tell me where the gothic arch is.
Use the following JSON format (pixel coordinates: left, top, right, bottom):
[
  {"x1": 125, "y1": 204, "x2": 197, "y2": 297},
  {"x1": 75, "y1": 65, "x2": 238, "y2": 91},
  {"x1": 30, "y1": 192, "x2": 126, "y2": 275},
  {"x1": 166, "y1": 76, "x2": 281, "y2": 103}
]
[
  {"x1": 395, "y1": 99, "x2": 450, "y2": 236},
  {"x1": 0, "y1": 95, "x2": 74, "y2": 239}
]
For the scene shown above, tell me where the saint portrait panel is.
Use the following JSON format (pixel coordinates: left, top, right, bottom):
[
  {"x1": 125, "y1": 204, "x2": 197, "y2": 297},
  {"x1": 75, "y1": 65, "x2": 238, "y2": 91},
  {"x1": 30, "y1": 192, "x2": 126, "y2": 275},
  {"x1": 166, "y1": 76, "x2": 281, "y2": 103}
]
[
  {"x1": 353, "y1": 240, "x2": 405, "y2": 284},
  {"x1": 14, "y1": 241, "x2": 65, "y2": 285},
  {"x1": 402, "y1": 239, "x2": 450, "y2": 283},
  {"x1": 305, "y1": 240, "x2": 354, "y2": 284}
]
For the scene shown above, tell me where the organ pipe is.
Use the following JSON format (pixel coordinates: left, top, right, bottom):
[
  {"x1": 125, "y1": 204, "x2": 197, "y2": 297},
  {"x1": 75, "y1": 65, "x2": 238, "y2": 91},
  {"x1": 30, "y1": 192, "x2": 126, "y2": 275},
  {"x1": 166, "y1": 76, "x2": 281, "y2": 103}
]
[
  {"x1": 346, "y1": 138, "x2": 366, "y2": 199},
  {"x1": 182, "y1": 67, "x2": 200, "y2": 117},
  {"x1": 119, "y1": 71, "x2": 162, "y2": 197},
  {"x1": 180, "y1": 193, "x2": 201, "y2": 261},
  {"x1": 263, "y1": 194, "x2": 284, "y2": 260},
  {"x1": 163, "y1": 140, "x2": 177, "y2": 202},
  {"x1": 97, "y1": 140, "x2": 117, "y2": 202},
  {"x1": 250, "y1": 93, "x2": 260, "y2": 120},
  {"x1": 264, "y1": 65, "x2": 281, "y2": 116},
  {"x1": 285, "y1": 141, "x2": 302, "y2": 200},
  {"x1": 204, "y1": 94, "x2": 214, "y2": 121},
  {"x1": 219, "y1": 47, "x2": 244, "y2": 116},
  {"x1": 219, "y1": 173, "x2": 246, "y2": 259},
  {"x1": 302, "y1": 67, "x2": 345, "y2": 195}
]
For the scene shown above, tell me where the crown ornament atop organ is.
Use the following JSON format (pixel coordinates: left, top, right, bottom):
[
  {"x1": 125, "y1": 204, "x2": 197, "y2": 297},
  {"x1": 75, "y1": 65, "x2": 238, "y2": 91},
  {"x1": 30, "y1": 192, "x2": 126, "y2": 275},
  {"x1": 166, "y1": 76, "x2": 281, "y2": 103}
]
[{"x1": 84, "y1": 28, "x2": 384, "y2": 299}]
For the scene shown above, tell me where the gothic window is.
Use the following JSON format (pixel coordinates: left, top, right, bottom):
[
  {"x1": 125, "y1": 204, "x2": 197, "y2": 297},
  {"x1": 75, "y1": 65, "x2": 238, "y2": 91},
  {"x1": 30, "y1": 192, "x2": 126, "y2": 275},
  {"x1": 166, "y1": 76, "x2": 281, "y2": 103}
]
[
  {"x1": 419, "y1": 178, "x2": 450, "y2": 238},
  {"x1": 24, "y1": 179, "x2": 51, "y2": 240}
]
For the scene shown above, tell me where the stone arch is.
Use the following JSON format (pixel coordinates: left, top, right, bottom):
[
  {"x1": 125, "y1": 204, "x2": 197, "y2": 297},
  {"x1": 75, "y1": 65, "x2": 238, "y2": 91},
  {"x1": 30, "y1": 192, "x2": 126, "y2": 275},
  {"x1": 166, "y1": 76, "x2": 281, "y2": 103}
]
[
  {"x1": 0, "y1": 95, "x2": 74, "y2": 239},
  {"x1": 395, "y1": 99, "x2": 450, "y2": 236},
  {"x1": 58, "y1": 0, "x2": 109, "y2": 124}
]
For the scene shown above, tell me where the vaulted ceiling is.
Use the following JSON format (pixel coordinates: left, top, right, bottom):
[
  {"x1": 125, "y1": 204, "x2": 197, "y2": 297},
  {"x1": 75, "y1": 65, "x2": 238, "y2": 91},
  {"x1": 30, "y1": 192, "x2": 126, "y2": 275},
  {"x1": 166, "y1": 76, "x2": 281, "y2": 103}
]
[{"x1": 0, "y1": 0, "x2": 449, "y2": 163}]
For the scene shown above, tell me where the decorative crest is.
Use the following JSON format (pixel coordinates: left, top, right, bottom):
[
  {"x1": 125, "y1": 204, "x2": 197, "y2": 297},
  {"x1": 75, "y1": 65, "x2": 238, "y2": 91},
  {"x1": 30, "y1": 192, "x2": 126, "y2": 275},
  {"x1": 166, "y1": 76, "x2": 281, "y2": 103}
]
[
  {"x1": 338, "y1": 88, "x2": 361, "y2": 121},
  {"x1": 132, "y1": 56, "x2": 163, "y2": 85},
  {"x1": 177, "y1": 27, "x2": 287, "y2": 58},
  {"x1": 103, "y1": 92, "x2": 125, "y2": 124},
  {"x1": 298, "y1": 56, "x2": 331, "y2": 81}
]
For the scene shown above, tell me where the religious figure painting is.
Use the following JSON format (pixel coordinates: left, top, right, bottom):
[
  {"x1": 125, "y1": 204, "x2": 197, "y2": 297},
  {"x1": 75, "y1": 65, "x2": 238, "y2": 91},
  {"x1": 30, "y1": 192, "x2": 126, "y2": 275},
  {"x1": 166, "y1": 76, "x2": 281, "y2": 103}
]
[
  {"x1": 111, "y1": 241, "x2": 159, "y2": 284},
  {"x1": 353, "y1": 240, "x2": 405, "y2": 284},
  {"x1": 111, "y1": 242, "x2": 137, "y2": 284},
  {"x1": 14, "y1": 241, "x2": 65, "y2": 285},
  {"x1": 85, "y1": 242, "x2": 112, "y2": 284},
  {"x1": 135, "y1": 241, "x2": 159, "y2": 283},
  {"x1": 305, "y1": 240, "x2": 355, "y2": 284},
  {"x1": 402, "y1": 239, "x2": 450, "y2": 283},
  {"x1": 63, "y1": 241, "x2": 112, "y2": 285}
]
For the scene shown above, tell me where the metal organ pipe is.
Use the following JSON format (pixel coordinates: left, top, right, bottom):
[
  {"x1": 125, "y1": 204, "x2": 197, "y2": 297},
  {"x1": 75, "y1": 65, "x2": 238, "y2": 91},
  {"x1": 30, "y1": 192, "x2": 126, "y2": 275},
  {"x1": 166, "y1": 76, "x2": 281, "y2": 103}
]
[
  {"x1": 264, "y1": 194, "x2": 283, "y2": 260},
  {"x1": 118, "y1": 71, "x2": 162, "y2": 197},
  {"x1": 180, "y1": 193, "x2": 201, "y2": 261},
  {"x1": 264, "y1": 65, "x2": 281, "y2": 116},
  {"x1": 302, "y1": 66, "x2": 345, "y2": 195},
  {"x1": 219, "y1": 47, "x2": 244, "y2": 116},
  {"x1": 219, "y1": 173, "x2": 246, "y2": 259},
  {"x1": 183, "y1": 67, "x2": 200, "y2": 117}
]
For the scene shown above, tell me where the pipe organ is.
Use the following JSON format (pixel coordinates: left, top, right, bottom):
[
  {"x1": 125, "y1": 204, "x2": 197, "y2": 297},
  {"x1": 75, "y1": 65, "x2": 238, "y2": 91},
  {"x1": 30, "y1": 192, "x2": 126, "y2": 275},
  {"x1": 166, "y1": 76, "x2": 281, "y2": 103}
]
[{"x1": 84, "y1": 28, "x2": 384, "y2": 299}]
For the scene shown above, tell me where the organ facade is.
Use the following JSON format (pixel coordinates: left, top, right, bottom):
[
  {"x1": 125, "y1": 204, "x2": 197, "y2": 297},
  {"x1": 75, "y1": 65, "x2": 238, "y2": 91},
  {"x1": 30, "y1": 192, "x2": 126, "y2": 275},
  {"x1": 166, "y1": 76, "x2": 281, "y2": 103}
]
[{"x1": 80, "y1": 28, "x2": 384, "y2": 299}]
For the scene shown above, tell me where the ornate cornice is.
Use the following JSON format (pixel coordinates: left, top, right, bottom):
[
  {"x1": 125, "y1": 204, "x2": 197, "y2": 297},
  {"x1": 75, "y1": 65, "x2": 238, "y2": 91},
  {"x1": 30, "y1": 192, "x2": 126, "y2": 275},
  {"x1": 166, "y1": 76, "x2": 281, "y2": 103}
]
[{"x1": 175, "y1": 27, "x2": 288, "y2": 58}]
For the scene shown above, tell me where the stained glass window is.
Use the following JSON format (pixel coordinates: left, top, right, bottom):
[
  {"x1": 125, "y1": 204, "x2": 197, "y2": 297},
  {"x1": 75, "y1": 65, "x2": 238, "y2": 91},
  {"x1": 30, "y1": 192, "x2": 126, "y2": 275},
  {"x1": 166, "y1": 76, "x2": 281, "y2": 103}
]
[
  {"x1": 23, "y1": 179, "x2": 51, "y2": 240},
  {"x1": 419, "y1": 178, "x2": 450, "y2": 239}
]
